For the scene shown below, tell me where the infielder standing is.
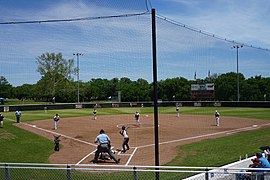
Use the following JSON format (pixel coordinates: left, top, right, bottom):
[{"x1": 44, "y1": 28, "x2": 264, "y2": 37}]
[
  {"x1": 53, "y1": 113, "x2": 60, "y2": 130},
  {"x1": 176, "y1": 105, "x2": 180, "y2": 117},
  {"x1": 119, "y1": 126, "x2": 130, "y2": 153},
  {"x1": 135, "y1": 111, "x2": 140, "y2": 126},
  {"x1": 215, "y1": 110, "x2": 220, "y2": 126},
  {"x1": 93, "y1": 108, "x2": 97, "y2": 120}
]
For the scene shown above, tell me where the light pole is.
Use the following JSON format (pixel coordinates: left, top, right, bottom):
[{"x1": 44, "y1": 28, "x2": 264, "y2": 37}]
[
  {"x1": 73, "y1": 53, "x2": 83, "y2": 103},
  {"x1": 232, "y1": 45, "x2": 243, "y2": 102}
]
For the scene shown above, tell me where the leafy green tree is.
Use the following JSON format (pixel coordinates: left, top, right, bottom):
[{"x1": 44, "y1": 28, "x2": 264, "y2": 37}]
[
  {"x1": 0, "y1": 76, "x2": 12, "y2": 98},
  {"x1": 243, "y1": 76, "x2": 270, "y2": 101},
  {"x1": 215, "y1": 72, "x2": 245, "y2": 101},
  {"x1": 35, "y1": 52, "x2": 75, "y2": 101},
  {"x1": 55, "y1": 80, "x2": 77, "y2": 102},
  {"x1": 85, "y1": 78, "x2": 114, "y2": 101},
  {"x1": 14, "y1": 84, "x2": 34, "y2": 100},
  {"x1": 158, "y1": 77, "x2": 190, "y2": 101},
  {"x1": 135, "y1": 78, "x2": 151, "y2": 101},
  {"x1": 117, "y1": 77, "x2": 135, "y2": 101}
]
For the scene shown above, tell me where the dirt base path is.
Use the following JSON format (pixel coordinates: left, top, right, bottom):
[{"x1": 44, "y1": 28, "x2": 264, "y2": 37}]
[{"x1": 16, "y1": 114, "x2": 270, "y2": 166}]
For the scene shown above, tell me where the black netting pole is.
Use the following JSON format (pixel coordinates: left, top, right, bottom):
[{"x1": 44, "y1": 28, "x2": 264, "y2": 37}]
[
  {"x1": 133, "y1": 166, "x2": 137, "y2": 180},
  {"x1": 67, "y1": 165, "x2": 71, "y2": 180},
  {"x1": 151, "y1": 8, "x2": 159, "y2": 180},
  {"x1": 205, "y1": 168, "x2": 209, "y2": 180},
  {"x1": 5, "y1": 163, "x2": 10, "y2": 180}
]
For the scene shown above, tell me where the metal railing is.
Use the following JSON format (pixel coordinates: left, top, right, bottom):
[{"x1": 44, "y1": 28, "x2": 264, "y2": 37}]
[{"x1": 1, "y1": 163, "x2": 270, "y2": 180}]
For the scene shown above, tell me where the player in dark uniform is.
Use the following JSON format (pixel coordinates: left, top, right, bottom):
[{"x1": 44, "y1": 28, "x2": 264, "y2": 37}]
[
  {"x1": 135, "y1": 111, "x2": 140, "y2": 126},
  {"x1": 0, "y1": 113, "x2": 4, "y2": 128},
  {"x1": 54, "y1": 135, "x2": 61, "y2": 151}
]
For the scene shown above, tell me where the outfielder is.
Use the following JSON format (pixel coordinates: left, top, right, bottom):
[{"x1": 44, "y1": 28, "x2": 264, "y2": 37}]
[
  {"x1": 119, "y1": 126, "x2": 130, "y2": 153},
  {"x1": 215, "y1": 110, "x2": 220, "y2": 126},
  {"x1": 53, "y1": 113, "x2": 60, "y2": 130},
  {"x1": 135, "y1": 111, "x2": 140, "y2": 126}
]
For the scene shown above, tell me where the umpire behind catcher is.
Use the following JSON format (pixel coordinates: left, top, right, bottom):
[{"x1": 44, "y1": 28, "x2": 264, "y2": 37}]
[{"x1": 93, "y1": 129, "x2": 120, "y2": 164}]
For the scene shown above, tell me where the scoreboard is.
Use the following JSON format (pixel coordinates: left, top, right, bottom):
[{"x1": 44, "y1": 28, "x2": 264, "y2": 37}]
[{"x1": 191, "y1": 83, "x2": 215, "y2": 100}]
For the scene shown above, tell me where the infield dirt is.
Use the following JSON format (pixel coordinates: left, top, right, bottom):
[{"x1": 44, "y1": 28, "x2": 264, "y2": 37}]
[{"x1": 16, "y1": 114, "x2": 270, "y2": 166}]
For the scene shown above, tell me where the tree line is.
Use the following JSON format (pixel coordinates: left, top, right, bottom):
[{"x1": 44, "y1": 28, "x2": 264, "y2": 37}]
[{"x1": 0, "y1": 53, "x2": 269, "y2": 102}]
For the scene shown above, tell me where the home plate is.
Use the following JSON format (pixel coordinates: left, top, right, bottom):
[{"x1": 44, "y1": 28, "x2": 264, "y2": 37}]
[
  {"x1": 32, "y1": 125, "x2": 36, "y2": 127},
  {"x1": 252, "y1": 125, "x2": 258, "y2": 128}
]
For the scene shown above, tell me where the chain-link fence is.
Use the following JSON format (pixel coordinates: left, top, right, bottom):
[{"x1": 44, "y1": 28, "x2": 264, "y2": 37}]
[{"x1": 1, "y1": 163, "x2": 270, "y2": 180}]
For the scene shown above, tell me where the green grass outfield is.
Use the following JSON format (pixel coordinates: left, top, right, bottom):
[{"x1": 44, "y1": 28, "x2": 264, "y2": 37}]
[{"x1": 1, "y1": 106, "x2": 270, "y2": 166}]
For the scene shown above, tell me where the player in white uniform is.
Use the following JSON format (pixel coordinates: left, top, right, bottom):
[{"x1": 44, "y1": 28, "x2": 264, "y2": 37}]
[
  {"x1": 119, "y1": 126, "x2": 130, "y2": 153},
  {"x1": 93, "y1": 108, "x2": 97, "y2": 120},
  {"x1": 134, "y1": 111, "x2": 140, "y2": 126},
  {"x1": 53, "y1": 113, "x2": 60, "y2": 130},
  {"x1": 176, "y1": 105, "x2": 180, "y2": 117},
  {"x1": 215, "y1": 110, "x2": 220, "y2": 126}
]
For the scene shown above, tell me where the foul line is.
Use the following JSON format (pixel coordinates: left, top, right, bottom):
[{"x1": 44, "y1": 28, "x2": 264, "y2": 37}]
[
  {"x1": 76, "y1": 150, "x2": 96, "y2": 165},
  {"x1": 125, "y1": 147, "x2": 138, "y2": 166},
  {"x1": 4, "y1": 117, "x2": 16, "y2": 122},
  {"x1": 137, "y1": 123, "x2": 270, "y2": 149},
  {"x1": 22, "y1": 122, "x2": 96, "y2": 146}
]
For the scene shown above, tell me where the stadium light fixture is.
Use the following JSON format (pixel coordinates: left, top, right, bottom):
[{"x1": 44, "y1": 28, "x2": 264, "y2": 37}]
[
  {"x1": 73, "y1": 53, "x2": 83, "y2": 103},
  {"x1": 232, "y1": 45, "x2": 243, "y2": 102}
]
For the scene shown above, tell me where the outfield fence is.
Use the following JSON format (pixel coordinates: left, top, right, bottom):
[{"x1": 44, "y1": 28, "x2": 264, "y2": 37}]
[
  {"x1": 1, "y1": 101, "x2": 270, "y2": 112},
  {"x1": 1, "y1": 163, "x2": 270, "y2": 180}
]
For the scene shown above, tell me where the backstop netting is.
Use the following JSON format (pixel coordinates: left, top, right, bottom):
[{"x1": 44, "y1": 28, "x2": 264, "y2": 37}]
[{"x1": 1, "y1": 0, "x2": 270, "y2": 168}]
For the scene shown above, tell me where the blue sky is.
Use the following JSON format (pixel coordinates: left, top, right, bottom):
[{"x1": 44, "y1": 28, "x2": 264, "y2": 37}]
[{"x1": 0, "y1": 0, "x2": 270, "y2": 86}]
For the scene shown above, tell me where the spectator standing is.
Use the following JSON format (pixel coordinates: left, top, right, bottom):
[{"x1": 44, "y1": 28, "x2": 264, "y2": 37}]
[{"x1": 52, "y1": 97, "x2": 55, "y2": 104}]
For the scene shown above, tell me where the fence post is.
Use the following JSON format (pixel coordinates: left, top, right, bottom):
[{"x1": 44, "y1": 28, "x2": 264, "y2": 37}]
[
  {"x1": 133, "y1": 166, "x2": 137, "y2": 180},
  {"x1": 205, "y1": 168, "x2": 209, "y2": 180},
  {"x1": 67, "y1": 165, "x2": 71, "y2": 180},
  {"x1": 5, "y1": 163, "x2": 10, "y2": 180}
]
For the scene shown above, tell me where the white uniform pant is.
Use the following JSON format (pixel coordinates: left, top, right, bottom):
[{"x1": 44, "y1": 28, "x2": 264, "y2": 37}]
[
  {"x1": 54, "y1": 121, "x2": 58, "y2": 130},
  {"x1": 215, "y1": 117, "x2": 220, "y2": 126}
]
